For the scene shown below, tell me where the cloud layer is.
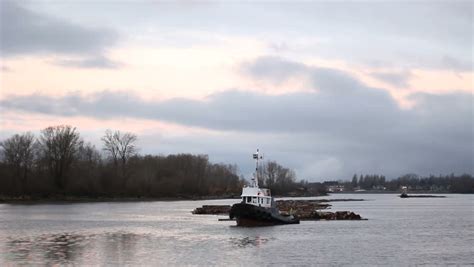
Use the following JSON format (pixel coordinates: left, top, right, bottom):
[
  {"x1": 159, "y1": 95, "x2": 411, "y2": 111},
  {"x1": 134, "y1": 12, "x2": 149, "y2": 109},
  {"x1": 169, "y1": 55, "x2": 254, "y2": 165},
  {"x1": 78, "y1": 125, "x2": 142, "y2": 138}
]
[
  {"x1": 1, "y1": 57, "x2": 472, "y2": 179},
  {"x1": 1, "y1": 1, "x2": 472, "y2": 180},
  {"x1": 0, "y1": 1, "x2": 118, "y2": 67}
]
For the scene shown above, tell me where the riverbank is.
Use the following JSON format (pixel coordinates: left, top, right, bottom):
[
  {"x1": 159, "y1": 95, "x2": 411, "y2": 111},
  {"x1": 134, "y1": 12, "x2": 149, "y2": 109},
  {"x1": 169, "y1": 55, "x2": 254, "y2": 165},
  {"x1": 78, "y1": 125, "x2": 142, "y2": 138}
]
[
  {"x1": 0, "y1": 195, "x2": 240, "y2": 204},
  {"x1": 0, "y1": 193, "x2": 328, "y2": 204},
  {"x1": 330, "y1": 190, "x2": 460, "y2": 195}
]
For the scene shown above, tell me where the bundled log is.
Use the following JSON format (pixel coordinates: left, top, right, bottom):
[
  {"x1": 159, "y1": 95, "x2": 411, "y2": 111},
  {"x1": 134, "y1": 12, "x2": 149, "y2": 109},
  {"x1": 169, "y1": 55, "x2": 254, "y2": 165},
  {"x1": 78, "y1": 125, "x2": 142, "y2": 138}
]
[
  {"x1": 305, "y1": 211, "x2": 363, "y2": 220},
  {"x1": 192, "y1": 199, "x2": 365, "y2": 220},
  {"x1": 275, "y1": 200, "x2": 330, "y2": 219},
  {"x1": 192, "y1": 205, "x2": 231, "y2": 215}
]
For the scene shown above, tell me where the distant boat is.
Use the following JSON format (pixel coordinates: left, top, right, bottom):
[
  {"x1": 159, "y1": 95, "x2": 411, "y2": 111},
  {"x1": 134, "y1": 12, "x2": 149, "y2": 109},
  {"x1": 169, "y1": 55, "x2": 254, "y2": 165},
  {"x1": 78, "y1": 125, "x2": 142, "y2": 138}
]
[
  {"x1": 400, "y1": 186, "x2": 409, "y2": 198},
  {"x1": 399, "y1": 186, "x2": 445, "y2": 198},
  {"x1": 229, "y1": 149, "x2": 300, "y2": 226}
]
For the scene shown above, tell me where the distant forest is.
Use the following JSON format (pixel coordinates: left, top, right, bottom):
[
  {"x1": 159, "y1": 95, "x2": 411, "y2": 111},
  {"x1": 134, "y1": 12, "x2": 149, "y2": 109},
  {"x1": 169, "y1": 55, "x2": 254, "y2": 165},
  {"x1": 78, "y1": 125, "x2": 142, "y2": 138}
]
[
  {"x1": 0, "y1": 125, "x2": 312, "y2": 200},
  {"x1": 343, "y1": 173, "x2": 474, "y2": 193},
  {"x1": 1, "y1": 125, "x2": 471, "y2": 200}
]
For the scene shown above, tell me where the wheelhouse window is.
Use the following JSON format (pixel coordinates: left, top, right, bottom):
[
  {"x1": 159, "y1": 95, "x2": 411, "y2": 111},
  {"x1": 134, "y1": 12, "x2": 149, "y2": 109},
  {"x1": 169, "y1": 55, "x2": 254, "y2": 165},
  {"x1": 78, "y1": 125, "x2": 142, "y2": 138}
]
[{"x1": 247, "y1": 197, "x2": 251, "y2": 203}]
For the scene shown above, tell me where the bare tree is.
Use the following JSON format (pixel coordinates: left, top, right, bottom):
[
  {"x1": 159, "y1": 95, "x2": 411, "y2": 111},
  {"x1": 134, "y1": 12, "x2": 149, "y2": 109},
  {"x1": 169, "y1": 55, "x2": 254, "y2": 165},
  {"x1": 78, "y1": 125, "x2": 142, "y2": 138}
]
[
  {"x1": 78, "y1": 142, "x2": 102, "y2": 165},
  {"x1": 39, "y1": 125, "x2": 82, "y2": 190},
  {"x1": 71, "y1": 142, "x2": 102, "y2": 194},
  {"x1": 261, "y1": 160, "x2": 296, "y2": 194},
  {"x1": 101, "y1": 129, "x2": 138, "y2": 177},
  {"x1": 263, "y1": 161, "x2": 278, "y2": 188},
  {"x1": 0, "y1": 132, "x2": 36, "y2": 193}
]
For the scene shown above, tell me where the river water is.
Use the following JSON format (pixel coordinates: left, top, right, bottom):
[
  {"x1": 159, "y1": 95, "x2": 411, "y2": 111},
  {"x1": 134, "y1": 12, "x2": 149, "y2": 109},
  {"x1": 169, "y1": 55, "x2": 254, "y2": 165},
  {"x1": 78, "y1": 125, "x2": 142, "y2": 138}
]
[{"x1": 0, "y1": 194, "x2": 472, "y2": 266}]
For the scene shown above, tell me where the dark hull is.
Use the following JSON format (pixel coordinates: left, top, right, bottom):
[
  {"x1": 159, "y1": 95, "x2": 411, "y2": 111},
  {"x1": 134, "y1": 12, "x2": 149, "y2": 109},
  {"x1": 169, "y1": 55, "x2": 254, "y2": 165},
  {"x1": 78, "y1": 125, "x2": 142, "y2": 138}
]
[
  {"x1": 229, "y1": 203, "x2": 300, "y2": 226},
  {"x1": 400, "y1": 194, "x2": 445, "y2": 198}
]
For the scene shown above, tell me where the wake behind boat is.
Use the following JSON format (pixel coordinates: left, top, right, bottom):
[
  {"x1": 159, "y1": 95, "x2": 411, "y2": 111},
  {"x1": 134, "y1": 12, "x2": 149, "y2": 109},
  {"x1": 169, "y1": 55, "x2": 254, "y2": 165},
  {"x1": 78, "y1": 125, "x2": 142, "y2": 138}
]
[{"x1": 229, "y1": 149, "x2": 300, "y2": 226}]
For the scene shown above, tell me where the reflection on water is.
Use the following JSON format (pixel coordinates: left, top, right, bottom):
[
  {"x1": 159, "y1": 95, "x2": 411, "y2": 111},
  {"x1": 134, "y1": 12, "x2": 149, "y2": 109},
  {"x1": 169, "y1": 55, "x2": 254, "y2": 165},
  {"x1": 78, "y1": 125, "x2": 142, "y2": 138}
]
[
  {"x1": 102, "y1": 232, "x2": 140, "y2": 265},
  {"x1": 5, "y1": 232, "x2": 144, "y2": 265},
  {"x1": 0, "y1": 194, "x2": 473, "y2": 265},
  {"x1": 6, "y1": 233, "x2": 89, "y2": 265},
  {"x1": 230, "y1": 236, "x2": 270, "y2": 248},
  {"x1": 5, "y1": 231, "x2": 269, "y2": 265}
]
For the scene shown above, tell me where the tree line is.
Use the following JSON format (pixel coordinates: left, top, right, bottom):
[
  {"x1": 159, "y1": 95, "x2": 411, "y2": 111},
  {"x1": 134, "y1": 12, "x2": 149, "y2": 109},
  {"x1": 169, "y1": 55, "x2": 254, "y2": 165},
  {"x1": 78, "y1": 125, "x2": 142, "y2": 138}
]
[
  {"x1": 351, "y1": 174, "x2": 386, "y2": 190},
  {"x1": 346, "y1": 173, "x2": 474, "y2": 193},
  {"x1": 258, "y1": 160, "x2": 297, "y2": 195},
  {"x1": 257, "y1": 161, "x2": 326, "y2": 196},
  {"x1": 0, "y1": 125, "x2": 245, "y2": 199},
  {"x1": 0, "y1": 125, "x2": 313, "y2": 199}
]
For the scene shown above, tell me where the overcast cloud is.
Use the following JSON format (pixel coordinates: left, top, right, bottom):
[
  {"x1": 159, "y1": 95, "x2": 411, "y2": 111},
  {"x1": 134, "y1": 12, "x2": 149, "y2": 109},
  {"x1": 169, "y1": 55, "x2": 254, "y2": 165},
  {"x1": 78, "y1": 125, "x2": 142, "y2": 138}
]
[
  {"x1": 54, "y1": 55, "x2": 122, "y2": 69},
  {"x1": 0, "y1": 1, "x2": 118, "y2": 67},
  {"x1": 0, "y1": 1, "x2": 472, "y2": 180},
  {"x1": 8, "y1": 1, "x2": 471, "y2": 71},
  {"x1": 2, "y1": 57, "x2": 472, "y2": 179}
]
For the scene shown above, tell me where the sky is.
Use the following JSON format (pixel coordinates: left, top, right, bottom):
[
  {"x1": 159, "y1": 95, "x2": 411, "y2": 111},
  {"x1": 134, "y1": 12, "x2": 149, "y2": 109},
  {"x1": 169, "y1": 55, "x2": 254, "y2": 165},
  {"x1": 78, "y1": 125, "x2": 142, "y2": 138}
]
[{"x1": 0, "y1": 0, "x2": 472, "y2": 181}]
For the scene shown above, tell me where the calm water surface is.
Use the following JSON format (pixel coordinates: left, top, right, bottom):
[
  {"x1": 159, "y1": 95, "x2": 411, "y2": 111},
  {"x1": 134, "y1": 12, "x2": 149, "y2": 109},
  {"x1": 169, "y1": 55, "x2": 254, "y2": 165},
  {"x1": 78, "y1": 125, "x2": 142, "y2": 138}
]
[{"x1": 0, "y1": 194, "x2": 473, "y2": 265}]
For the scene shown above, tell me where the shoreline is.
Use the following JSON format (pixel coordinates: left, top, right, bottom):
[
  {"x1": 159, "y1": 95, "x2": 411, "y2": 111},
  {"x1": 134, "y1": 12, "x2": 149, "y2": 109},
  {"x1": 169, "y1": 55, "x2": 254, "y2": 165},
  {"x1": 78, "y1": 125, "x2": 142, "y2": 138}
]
[
  {"x1": 331, "y1": 191, "x2": 458, "y2": 194},
  {"x1": 0, "y1": 193, "x2": 329, "y2": 204},
  {"x1": 0, "y1": 196, "x2": 238, "y2": 204},
  {"x1": 1, "y1": 191, "x2": 465, "y2": 204}
]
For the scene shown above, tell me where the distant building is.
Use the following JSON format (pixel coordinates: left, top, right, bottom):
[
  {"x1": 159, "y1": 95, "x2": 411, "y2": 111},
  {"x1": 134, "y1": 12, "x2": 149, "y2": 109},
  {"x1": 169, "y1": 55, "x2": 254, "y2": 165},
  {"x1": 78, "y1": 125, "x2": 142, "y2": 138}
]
[
  {"x1": 327, "y1": 185, "x2": 345, "y2": 192},
  {"x1": 323, "y1": 181, "x2": 345, "y2": 192},
  {"x1": 354, "y1": 186, "x2": 366, "y2": 192},
  {"x1": 372, "y1": 185, "x2": 386, "y2": 190}
]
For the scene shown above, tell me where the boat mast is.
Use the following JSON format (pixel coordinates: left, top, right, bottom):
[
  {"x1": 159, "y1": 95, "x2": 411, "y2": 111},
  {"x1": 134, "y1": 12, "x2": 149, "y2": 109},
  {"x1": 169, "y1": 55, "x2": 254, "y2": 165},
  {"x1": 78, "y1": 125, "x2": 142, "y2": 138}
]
[{"x1": 252, "y1": 149, "x2": 262, "y2": 188}]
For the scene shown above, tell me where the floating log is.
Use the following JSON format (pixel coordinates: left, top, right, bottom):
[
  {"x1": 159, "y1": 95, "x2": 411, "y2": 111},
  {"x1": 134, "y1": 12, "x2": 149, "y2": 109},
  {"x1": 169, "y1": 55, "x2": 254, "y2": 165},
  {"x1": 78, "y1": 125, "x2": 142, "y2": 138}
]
[
  {"x1": 192, "y1": 200, "x2": 330, "y2": 215},
  {"x1": 192, "y1": 205, "x2": 231, "y2": 215},
  {"x1": 317, "y1": 199, "x2": 365, "y2": 202},
  {"x1": 193, "y1": 199, "x2": 366, "y2": 220},
  {"x1": 275, "y1": 200, "x2": 330, "y2": 219},
  {"x1": 303, "y1": 211, "x2": 364, "y2": 220}
]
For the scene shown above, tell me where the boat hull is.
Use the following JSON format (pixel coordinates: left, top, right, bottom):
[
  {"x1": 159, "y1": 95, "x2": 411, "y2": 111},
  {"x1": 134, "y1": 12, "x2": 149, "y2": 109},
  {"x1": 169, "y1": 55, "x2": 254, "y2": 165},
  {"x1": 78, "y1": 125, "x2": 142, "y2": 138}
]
[{"x1": 229, "y1": 203, "x2": 300, "y2": 226}]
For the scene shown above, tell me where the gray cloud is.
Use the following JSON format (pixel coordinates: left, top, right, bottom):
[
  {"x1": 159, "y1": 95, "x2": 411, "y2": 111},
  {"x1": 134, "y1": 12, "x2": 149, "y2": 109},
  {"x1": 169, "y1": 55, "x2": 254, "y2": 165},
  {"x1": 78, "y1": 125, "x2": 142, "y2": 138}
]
[
  {"x1": 440, "y1": 56, "x2": 473, "y2": 72},
  {"x1": 0, "y1": 88, "x2": 399, "y2": 136},
  {"x1": 241, "y1": 56, "x2": 367, "y2": 93},
  {"x1": 0, "y1": 1, "x2": 118, "y2": 67},
  {"x1": 240, "y1": 56, "x2": 307, "y2": 84},
  {"x1": 1, "y1": 57, "x2": 472, "y2": 179},
  {"x1": 54, "y1": 56, "x2": 122, "y2": 69},
  {"x1": 370, "y1": 70, "x2": 413, "y2": 88},
  {"x1": 8, "y1": 1, "x2": 471, "y2": 71}
]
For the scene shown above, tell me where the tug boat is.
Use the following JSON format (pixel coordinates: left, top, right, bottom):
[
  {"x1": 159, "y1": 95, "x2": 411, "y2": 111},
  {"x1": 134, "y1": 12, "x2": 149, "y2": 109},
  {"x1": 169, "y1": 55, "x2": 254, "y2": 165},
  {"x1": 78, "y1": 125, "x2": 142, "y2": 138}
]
[
  {"x1": 229, "y1": 149, "x2": 300, "y2": 226},
  {"x1": 400, "y1": 186, "x2": 409, "y2": 198}
]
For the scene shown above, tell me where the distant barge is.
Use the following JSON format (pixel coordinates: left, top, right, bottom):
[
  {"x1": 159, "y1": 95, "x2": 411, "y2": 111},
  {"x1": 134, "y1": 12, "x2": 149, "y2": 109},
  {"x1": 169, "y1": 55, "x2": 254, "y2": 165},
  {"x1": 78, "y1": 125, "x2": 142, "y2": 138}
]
[
  {"x1": 399, "y1": 186, "x2": 446, "y2": 198},
  {"x1": 400, "y1": 194, "x2": 446, "y2": 198}
]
